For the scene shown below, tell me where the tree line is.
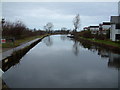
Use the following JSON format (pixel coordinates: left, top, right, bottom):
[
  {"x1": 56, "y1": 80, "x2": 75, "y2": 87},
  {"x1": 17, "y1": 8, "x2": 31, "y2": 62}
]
[
  {"x1": 1, "y1": 14, "x2": 81, "y2": 40},
  {"x1": 1, "y1": 19, "x2": 46, "y2": 40}
]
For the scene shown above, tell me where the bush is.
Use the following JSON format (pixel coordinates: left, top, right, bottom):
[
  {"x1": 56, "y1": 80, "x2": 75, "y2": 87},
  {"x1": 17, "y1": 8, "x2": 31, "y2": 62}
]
[
  {"x1": 94, "y1": 33, "x2": 106, "y2": 40},
  {"x1": 2, "y1": 19, "x2": 46, "y2": 40},
  {"x1": 78, "y1": 30, "x2": 93, "y2": 38}
]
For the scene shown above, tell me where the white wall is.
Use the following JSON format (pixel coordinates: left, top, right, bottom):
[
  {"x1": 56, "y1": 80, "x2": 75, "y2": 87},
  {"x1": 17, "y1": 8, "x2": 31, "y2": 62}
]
[
  {"x1": 90, "y1": 28, "x2": 99, "y2": 34},
  {"x1": 90, "y1": 28, "x2": 99, "y2": 31},
  {"x1": 118, "y1": 1, "x2": 120, "y2": 16},
  {"x1": 110, "y1": 24, "x2": 120, "y2": 41}
]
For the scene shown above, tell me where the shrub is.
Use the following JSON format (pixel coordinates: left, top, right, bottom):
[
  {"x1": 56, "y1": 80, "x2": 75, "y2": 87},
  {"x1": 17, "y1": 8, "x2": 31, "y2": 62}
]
[{"x1": 78, "y1": 30, "x2": 93, "y2": 38}]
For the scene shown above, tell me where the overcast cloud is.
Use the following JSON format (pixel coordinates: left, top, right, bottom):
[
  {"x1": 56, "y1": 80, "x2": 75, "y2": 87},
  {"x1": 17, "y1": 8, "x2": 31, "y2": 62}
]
[{"x1": 2, "y1": 2, "x2": 118, "y2": 30}]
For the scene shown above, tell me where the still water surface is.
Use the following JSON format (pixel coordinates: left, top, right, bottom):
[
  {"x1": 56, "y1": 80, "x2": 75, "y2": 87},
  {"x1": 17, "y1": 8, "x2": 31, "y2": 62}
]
[{"x1": 3, "y1": 35, "x2": 119, "y2": 88}]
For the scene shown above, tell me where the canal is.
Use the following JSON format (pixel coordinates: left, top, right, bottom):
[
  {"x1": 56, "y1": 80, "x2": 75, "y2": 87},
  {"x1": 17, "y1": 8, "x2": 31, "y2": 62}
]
[{"x1": 2, "y1": 35, "x2": 119, "y2": 88}]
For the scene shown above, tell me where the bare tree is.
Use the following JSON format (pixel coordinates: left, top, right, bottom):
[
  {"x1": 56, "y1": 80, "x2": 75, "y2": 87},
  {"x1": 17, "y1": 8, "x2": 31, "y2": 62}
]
[
  {"x1": 61, "y1": 27, "x2": 67, "y2": 31},
  {"x1": 43, "y1": 26, "x2": 47, "y2": 31},
  {"x1": 2, "y1": 20, "x2": 27, "y2": 39},
  {"x1": 73, "y1": 14, "x2": 80, "y2": 32},
  {"x1": 44, "y1": 22, "x2": 54, "y2": 33}
]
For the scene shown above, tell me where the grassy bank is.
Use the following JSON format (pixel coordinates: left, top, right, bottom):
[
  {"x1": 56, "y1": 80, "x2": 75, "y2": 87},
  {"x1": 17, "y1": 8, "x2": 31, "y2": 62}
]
[
  {"x1": 87, "y1": 38, "x2": 120, "y2": 48},
  {"x1": 78, "y1": 37, "x2": 120, "y2": 49},
  {"x1": 2, "y1": 34, "x2": 49, "y2": 48}
]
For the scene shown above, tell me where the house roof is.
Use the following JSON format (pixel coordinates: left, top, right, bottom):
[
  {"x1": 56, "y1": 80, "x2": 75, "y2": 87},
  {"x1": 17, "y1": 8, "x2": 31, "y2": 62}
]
[
  {"x1": 89, "y1": 26, "x2": 99, "y2": 28},
  {"x1": 110, "y1": 16, "x2": 120, "y2": 24},
  {"x1": 102, "y1": 22, "x2": 111, "y2": 25},
  {"x1": 83, "y1": 27, "x2": 88, "y2": 29}
]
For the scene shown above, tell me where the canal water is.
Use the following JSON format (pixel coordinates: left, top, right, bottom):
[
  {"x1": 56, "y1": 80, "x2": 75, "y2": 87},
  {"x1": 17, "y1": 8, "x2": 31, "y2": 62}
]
[{"x1": 2, "y1": 35, "x2": 119, "y2": 88}]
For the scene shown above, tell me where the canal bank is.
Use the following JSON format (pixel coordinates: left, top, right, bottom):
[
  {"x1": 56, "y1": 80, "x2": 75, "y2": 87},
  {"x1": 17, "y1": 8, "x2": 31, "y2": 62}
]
[
  {"x1": 0, "y1": 35, "x2": 49, "y2": 89},
  {"x1": 71, "y1": 36, "x2": 120, "y2": 54},
  {"x1": 1, "y1": 35, "x2": 49, "y2": 71}
]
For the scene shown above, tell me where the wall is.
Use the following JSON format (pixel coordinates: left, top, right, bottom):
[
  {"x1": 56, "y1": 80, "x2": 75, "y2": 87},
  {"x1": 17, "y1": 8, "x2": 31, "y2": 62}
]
[
  {"x1": 118, "y1": 1, "x2": 120, "y2": 16},
  {"x1": 90, "y1": 28, "x2": 99, "y2": 34},
  {"x1": 110, "y1": 24, "x2": 120, "y2": 41},
  {"x1": 90, "y1": 28, "x2": 99, "y2": 31},
  {"x1": 110, "y1": 24, "x2": 116, "y2": 41}
]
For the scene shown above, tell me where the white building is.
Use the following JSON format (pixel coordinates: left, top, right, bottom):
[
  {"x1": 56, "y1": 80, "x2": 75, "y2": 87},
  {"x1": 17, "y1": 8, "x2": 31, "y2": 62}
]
[
  {"x1": 110, "y1": 1, "x2": 120, "y2": 41},
  {"x1": 118, "y1": 1, "x2": 120, "y2": 16},
  {"x1": 110, "y1": 16, "x2": 120, "y2": 41},
  {"x1": 100, "y1": 22, "x2": 111, "y2": 35},
  {"x1": 99, "y1": 22, "x2": 111, "y2": 35},
  {"x1": 89, "y1": 26, "x2": 99, "y2": 34}
]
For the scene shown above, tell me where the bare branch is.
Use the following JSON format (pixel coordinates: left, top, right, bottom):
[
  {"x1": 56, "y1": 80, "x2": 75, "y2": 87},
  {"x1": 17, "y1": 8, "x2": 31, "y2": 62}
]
[{"x1": 73, "y1": 14, "x2": 80, "y2": 32}]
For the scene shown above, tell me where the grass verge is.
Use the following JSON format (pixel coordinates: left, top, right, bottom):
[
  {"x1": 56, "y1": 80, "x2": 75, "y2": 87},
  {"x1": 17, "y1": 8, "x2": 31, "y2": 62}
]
[
  {"x1": 79, "y1": 37, "x2": 120, "y2": 48},
  {"x1": 2, "y1": 34, "x2": 49, "y2": 48}
]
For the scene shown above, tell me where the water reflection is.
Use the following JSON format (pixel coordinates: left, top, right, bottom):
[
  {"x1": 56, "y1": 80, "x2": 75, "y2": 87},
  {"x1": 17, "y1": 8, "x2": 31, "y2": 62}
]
[
  {"x1": 60, "y1": 35, "x2": 66, "y2": 41},
  {"x1": 98, "y1": 49, "x2": 120, "y2": 68},
  {"x1": 79, "y1": 40, "x2": 99, "y2": 53},
  {"x1": 98, "y1": 49, "x2": 109, "y2": 58},
  {"x1": 60, "y1": 35, "x2": 80, "y2": 56},
  {"x1": 108, "y1": 53, "x2": 120, "y2": 68},
  {"x1": 71, "y1": 38, "x2": 120, "y2": 69},
  {"x1": 60, "y1": 35, "x2": 70, "y2": 41},
  {"x1": 60, "y1": 35, "x2": 71, "y2": 41},
  {"x1": 72, "y1": 40, "x2": 79, "y2": 56},
  {"x1": 2, "y1": 35, "x2": 119, "y2": 88},
  {"x1": 43, "y1": 36, "x2": 53, "y2": 47},
  {"x1": 2, "y1": 35, "x2": 120, "y2": 73}
]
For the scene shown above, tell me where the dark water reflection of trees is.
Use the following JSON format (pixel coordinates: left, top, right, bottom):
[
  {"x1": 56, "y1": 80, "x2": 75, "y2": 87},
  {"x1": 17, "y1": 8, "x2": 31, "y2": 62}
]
[
  {"x1": 60, "y1": 35, "x2": 80, "y2": 56},
  {"x1": 60, "y1": 35, "x2": 66, "y2": 41},
  {"x1": 72, "y1": 40, "x2": 79, "y2": 56},
  {"x1": 71, "y1": 38, "x2": 120, "y2": 69},
  {"x1": 43, "y1": 36, "x2": 53, "y2": 47}
]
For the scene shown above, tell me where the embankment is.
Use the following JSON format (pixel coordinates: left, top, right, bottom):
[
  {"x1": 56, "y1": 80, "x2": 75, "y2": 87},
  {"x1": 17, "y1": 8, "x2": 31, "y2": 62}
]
[
  {"x1": 2, "y1": 35, "x2": 48, "y2": 72},
  {"x1": 72, "y1": 36, "x2": 120, "y2": 54}
]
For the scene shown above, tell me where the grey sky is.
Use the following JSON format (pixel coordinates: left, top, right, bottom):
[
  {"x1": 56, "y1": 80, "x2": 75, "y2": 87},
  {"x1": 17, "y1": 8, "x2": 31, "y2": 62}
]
[{"x1": 2, "y1": 2, "x2": 118, "y2": 30}]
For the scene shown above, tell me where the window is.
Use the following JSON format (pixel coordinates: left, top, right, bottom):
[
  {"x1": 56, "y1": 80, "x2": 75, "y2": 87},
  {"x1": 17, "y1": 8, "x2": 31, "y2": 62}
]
[
  {"x1": 116, "y1": 24, "x2": 120, "y2": 29},
  {"x1": 116, "y1": 34, "x2": 120, "y2": 40}
]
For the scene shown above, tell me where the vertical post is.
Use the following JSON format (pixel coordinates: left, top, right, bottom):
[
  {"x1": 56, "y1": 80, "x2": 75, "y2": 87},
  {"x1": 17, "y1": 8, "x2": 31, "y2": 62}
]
[
  {"x1": 1, "y1": 18, "x2": 5, "y2": 29},
  {"x1": 12, "y1": 38, "x2": 15, "y2": 52}
]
